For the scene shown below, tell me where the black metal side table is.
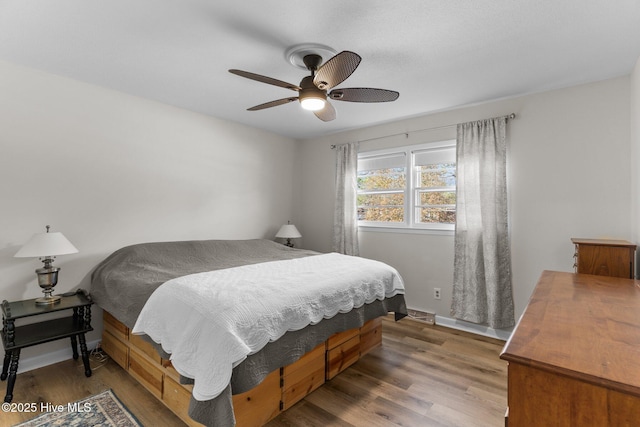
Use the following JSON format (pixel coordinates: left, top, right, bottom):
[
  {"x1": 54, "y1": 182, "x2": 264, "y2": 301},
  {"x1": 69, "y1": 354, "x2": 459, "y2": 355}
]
[{"x1": 1, "y1": 289, "x2": 93, "y2": 403}]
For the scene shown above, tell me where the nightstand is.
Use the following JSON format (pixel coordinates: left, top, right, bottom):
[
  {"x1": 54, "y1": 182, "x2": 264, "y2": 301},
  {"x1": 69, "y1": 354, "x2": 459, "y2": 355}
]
[{"x1": 1, "y1": 290, "x2": 93, "y2": 403}]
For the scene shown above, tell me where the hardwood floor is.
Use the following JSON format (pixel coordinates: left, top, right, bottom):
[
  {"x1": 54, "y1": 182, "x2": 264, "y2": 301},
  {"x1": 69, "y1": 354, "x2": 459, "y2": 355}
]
[
  {"x1": 2, "y1": 316, "x2": 507, "y2": 427},
  {"x1": 267, "y1": 317, "x2": 507, "y2": 427}
]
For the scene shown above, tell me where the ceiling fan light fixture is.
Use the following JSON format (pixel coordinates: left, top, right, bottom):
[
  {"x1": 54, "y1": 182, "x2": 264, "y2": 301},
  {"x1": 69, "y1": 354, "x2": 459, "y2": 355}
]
[
  {"x1": 300, "y1": 95, "x2": 326, "y2": 111},
  {"x1": 298, "y1": 75, "x2": 326, "y2": 111}
]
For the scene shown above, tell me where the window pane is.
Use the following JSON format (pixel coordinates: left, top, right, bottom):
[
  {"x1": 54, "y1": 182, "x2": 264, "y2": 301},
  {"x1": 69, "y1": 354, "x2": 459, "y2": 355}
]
[
  {"x1": 358, "y1": 206, "x2": 405, "y2": 222},
  {"x1": 418, "y1": 207, "x2": 456, "y2": 224},
  {"x1": 358, "y1": 193, "x2": 404, "y2": 206},
  {"x1": 357, "y1": 168, "x2": 406, "y2": 191},
  {"x1": 357, "y1": 192, "x2": 404, "y2": 222},
  {"x1": 419, "y1": 191, "x2": 456, "y2": 205},
  {"x1": 418, "y1": 163, "x2": 456, "y2": 187}
]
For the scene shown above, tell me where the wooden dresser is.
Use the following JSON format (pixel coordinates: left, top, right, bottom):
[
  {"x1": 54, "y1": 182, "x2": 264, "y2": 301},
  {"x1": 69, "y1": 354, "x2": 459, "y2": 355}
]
[
  {"x1": 501, "y1": 271, "x2": 640, "y2": 426},
  {"x1": 571, "y1": 238, "x2": 636, "y2": 278}
]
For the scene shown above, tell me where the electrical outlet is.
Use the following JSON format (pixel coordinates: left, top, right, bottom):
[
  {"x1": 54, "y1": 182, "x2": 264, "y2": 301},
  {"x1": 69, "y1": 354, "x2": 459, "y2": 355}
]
[{"x1": 434, "y1": 288, "x2": 441, "y2": 300}]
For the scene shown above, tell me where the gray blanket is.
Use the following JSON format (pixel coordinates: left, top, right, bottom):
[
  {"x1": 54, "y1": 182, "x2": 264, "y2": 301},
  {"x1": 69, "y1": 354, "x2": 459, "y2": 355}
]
[
  {"x1": 90, "y1": 239, "x2": 407, "y2": 427},
  {"x1": 91, "y1": 239, "x2": 320, "y2": 329}
]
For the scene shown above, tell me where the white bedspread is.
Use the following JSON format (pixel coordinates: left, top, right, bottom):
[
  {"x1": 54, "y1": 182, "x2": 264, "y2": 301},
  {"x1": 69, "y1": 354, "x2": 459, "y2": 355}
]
[{"x1": 131, "y1": 252, "x2": 404, "y2": 401}]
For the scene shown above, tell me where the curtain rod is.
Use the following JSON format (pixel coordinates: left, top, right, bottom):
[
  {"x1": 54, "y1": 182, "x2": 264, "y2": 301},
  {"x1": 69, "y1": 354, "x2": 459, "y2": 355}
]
[{"x1": 330, "y1": 113, "x2": 516, "y2": 149}]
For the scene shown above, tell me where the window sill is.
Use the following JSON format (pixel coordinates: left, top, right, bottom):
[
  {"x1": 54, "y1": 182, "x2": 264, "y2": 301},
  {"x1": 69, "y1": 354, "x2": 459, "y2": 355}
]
[{"x1": 358, "y1": 225, "x2": 454, "y2": 236}]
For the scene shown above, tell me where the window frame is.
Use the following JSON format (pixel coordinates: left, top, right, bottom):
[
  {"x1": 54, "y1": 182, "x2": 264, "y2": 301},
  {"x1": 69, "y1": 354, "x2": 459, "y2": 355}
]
[{"x1": 357, "y1": 139, "x2": 456, "y2": 233}]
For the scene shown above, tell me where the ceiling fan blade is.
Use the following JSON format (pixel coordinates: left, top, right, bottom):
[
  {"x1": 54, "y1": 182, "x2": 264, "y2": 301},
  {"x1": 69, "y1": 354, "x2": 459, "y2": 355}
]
[
  {"x1": 229, "y1": 69, "x2": 300, "y2": 92},
  {"x1": 329, "y1": 88, "x2": 400, "y2": 103},
  {"x1": 313, "y1": 51, "x2": 361, "y2": 90},
  {"x1": 314, "y1": 101, "x2": 336, "y2": 122},
  {"x1": 247, "y1": 97, "x2": 298, "y2": 111}
]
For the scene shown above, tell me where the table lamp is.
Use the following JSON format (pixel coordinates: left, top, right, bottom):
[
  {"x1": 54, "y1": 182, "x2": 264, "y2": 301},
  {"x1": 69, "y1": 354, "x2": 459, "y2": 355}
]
[
  {"x1": 14, "y1": 225, "x2": 78, "y2": 305},
  {"x1": 275, "y1": 222, "x2": 302, "y2": 248}
]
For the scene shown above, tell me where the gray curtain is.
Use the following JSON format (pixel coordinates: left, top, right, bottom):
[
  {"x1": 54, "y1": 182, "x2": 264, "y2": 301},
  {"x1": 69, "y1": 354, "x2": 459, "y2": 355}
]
[
  {"x1": 332, "y1": 142, "x2": 360, "y2": 256},
  {"x1": 451, "y1": 117, "x2": 515, "y2": 329}
]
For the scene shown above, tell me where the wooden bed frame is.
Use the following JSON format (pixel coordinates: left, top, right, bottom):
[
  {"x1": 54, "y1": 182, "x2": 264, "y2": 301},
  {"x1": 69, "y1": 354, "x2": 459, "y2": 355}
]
[{"x1": 101, "y1": 310, "x2": 383, "y2": 426}]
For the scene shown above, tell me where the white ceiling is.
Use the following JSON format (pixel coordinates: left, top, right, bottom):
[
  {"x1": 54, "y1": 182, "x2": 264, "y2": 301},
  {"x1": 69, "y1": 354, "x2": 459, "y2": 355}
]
[{"x1": 1, "y1": 1, "x2": 640, "y2": 140}]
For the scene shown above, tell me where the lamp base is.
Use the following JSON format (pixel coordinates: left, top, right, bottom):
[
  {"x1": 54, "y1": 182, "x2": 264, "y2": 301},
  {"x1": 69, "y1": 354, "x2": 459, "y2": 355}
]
[
  {"x1": 35, "y1": 265, "x2": 61, "y2": 306},
  {"x1": 35, "y1": 295, "x2": 61, "y2": 306}
]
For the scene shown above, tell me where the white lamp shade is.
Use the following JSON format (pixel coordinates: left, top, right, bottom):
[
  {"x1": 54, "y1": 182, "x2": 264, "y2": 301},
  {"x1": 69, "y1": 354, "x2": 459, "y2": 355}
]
[
  {"x1": 275, "y1": 224, "x2": 302, "y2": 239},
  {"x1": 300, "y1": 96, "x2": 326, "y2": 111},
  {"x1": 14, "y1": 231, "x2": 78, "y2": 258}
]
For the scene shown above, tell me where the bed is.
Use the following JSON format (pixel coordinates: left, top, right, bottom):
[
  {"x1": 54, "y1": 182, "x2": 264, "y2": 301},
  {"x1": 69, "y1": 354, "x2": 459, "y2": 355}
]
[{"x1": 90, "y1": 239, "x2": 407, "y2": 426}]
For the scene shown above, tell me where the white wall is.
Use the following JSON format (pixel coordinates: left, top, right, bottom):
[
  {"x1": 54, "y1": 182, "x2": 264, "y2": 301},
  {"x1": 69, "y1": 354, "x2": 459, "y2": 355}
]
[
  {"x1": 295, "y1": 76, "x2": 632, "y2": 331},
  {"x1": 0, "y1": 61, "x2": 297, "y2": 369}
]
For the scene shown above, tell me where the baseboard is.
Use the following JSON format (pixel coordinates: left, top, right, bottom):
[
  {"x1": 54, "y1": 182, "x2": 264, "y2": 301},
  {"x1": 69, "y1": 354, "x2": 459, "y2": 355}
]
[
  {"x1": 15, "y1": 338, "x2": 101, "y2": 374},
  {"x1": 434, "y1": 315, "x2": 513, "y2": 341}
]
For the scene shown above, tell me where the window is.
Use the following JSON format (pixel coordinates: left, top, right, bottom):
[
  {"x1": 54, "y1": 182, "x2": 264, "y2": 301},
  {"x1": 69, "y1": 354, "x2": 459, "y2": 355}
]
[
  {"x1": 357, "y1": 153, "x2": 406, "y2": 224},
  {"x1": 357, "y1": 140, "x2": 456, "y2": 231}
]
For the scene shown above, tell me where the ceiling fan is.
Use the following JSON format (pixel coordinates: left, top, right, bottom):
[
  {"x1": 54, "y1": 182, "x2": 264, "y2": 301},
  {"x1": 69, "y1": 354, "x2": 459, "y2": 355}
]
[{"x1": 229, "y1": 50, "x2": 399, "y2": 122}]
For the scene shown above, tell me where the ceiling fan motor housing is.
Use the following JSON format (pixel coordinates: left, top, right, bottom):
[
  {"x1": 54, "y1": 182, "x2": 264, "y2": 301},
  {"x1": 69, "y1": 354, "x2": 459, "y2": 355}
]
[
  {"x1": 303, "y1": 54, "x2": 330, "y2": 89},
  {"x1": 298, "y1": 76, "x2": 326, "y2": 110}
]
